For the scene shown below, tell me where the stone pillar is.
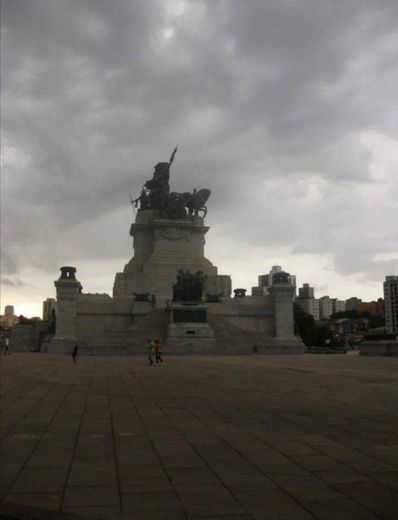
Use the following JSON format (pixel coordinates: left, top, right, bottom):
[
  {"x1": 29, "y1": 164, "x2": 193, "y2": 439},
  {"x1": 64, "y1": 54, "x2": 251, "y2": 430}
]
[
  {"x1": 48, "y1": 267, "x2": 81, "y2": 353},
  {"x1": 268, "y1": 283, "x2": 295, "y2": 338}
]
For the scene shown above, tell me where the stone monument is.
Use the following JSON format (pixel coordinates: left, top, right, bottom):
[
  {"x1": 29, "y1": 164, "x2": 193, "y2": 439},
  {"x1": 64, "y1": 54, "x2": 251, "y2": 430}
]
[
  {"x1": 113, "y1": 148, "x2": 231, "y2": 305},
  {"x1": 48, "y1": 149, "x2": 303, "y2": 355}
]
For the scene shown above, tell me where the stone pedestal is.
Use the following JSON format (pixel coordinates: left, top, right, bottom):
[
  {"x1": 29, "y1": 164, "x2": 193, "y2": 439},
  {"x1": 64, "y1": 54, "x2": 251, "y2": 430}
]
[
  {"x1": 48, "y1": 267, "x2": 81, "y2": 353},
  {"x1": 268, "y1": 283, "x2": 295, "y2": 338},
  {"x1": 113, "y1": 209, "x2": 231, "y2": 305},
  {"x1": 165, "y1": 304, "x2": 215, "y2": 353}
]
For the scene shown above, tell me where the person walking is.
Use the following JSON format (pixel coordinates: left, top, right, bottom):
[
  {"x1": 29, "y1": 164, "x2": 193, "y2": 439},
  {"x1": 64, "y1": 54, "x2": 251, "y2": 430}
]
[
  {"x1": 154, "y1": 339, "x2": 164, "y2": 365},
  {"x1": 4, "y1": 336, "x2": 10, "y2": 355},
  {"x1": 72, "y1": 345, "x2": 78, "y2": 364},
  {"x1": 146, "y1": 338, "x2": 154, "y2": 365}
]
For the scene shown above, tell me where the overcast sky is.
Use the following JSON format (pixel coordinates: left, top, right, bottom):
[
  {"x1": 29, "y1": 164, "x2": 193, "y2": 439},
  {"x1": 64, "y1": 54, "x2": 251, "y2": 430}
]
[{"x1": 2, "y1": 0, "x2": 398, "y2": 316}]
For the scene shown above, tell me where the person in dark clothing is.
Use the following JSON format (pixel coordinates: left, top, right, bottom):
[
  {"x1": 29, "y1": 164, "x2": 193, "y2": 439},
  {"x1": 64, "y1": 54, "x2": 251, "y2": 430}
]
[
  {"x1": 154, "y1": 339, "x2": 164, "y2": 364},
  {"x1": 72, "y1": 345, "x2": 78, "y2": 364}
]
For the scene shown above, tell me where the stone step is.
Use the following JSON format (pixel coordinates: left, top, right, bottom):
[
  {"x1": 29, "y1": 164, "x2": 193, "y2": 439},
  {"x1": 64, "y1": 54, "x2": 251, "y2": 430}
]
[{"x1": 81, "y1": 310, "x2": 302, "y2": 354}]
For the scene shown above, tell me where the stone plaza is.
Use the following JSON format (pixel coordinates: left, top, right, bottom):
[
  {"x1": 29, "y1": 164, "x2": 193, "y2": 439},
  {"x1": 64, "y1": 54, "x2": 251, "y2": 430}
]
[{"x1": 1, "y1": 352, "x2": 398, "y2": 519}]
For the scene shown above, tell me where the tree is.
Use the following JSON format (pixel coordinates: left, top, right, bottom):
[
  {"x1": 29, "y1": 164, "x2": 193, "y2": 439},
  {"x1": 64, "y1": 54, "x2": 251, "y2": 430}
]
[
  {"x1": 294, "y1": 303, "x2": 334, "y2": 347},
  {"x1": 294, "y1": 303, "x2": 316, "y2": 346}
]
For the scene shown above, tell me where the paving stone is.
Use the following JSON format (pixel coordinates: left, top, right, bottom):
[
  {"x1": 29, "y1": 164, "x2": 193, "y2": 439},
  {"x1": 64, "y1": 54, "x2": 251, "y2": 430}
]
[
  {"x1": 177, "y1": 488, "x2": 244, "y2": 516},
  {"x1": 304, "y1": 498, "x2": 379, "y2": 519},
  {"x1": 188, "y1": 516, "x2": 251, "y2": 520},
  {"x1": 120, "y1": 475, "x2": 173, "y2": 494},
  {"x1": 67, "y1": 471, "x2": 118, "y2": 486},
  {"x1": 151, "y1": 441, "x2": 197, "y2": 457},
  {"x1": 8, "y1": 467, "x2": 68, "y2": 494},
  {"x1": 63, "y1": 485, "x2": 120, "y2": 507},
  {"x1": 122, "y1": 491, "x2": 182, "y2": 513},
  {"x1": 267, "y1": 441, "x2": 320, "y2": 456},
  {"x1": 314, "y1": 468, "x2": 370, "y2": 484},
  {"x1": 123, "y1": 513, "x2": 186, "y2": 519},
  {"x1": 343, "y1": 454, "x2": 397, "y2": 473},
  {"x1": 159, "y1": 454, "x2": 206, "y2": 468},
  {"x1": 26, "y1": 452, "x2": 73, "y2": 468},
  {"x1": 0, "y1": 501, "x2": 88, "y2": 519},
  {"x1": 118, "y1": 464, "x2": 165, "y2": 479},
  {"x1": 293, "y1": 434, "x2": 340, "y2": 446},
  {"x1": 368, "y1": 470, "x2": 398, "y2": 491},
  {"x1": 281, "y1": 482, "x2": 345, "y2": 502},
  {"x1": 222, "y1": 473, "x2": 278, "y2": 491},
  {"x1": 117, "y1": 449, "x2": 160, "y2": 465},
  {"x1": 195, "y1": 445, "x2": 242, "y2": 460},
  {"x1": 243, "y1": 450, "x2": 293, "y2": 468},
  {"x1": 1, "y1": 353, "x2": 398, "y2": 517},
  {"x1": 333, "y1": 480, "x2": 398, "y2": 519},
  {"x1": 4, "y1": 492, "x2": 62, "y2": 511},
  {"x1": 70, "y1": 457, "x2": 117, "y2": 473},
  {"x1": 288, "y1": 453, "x2": 348, "y2": 472},
  {"x1": 165, "y1": 466, "x2": 221, "y2": 486},
  {"x1": 64, "y1": 505, "x2": 122, "y2": 519},
  {"x1": 0, "y1": 461, "x2": 24, "y2": 483},
  {"x1": 234, "y1": 489, "x2": 313, "y2": 519}
]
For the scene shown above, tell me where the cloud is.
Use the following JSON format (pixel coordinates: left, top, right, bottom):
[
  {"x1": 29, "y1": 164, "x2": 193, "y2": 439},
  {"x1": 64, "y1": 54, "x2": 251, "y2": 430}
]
[
  {"x1": 0, "y1": 277, "x2": 26, "y2": 287},
  {"x1": 1, "y1": 0, "x2": 398, "y2": 308}
]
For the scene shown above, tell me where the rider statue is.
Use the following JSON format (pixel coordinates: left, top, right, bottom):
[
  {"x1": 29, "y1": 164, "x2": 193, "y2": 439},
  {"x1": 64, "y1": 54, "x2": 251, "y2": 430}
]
[
  {"x1": 144, "y1": 146, "x2": 177, "y2": 198},
  {"x1": 132, "y1": 147, "x2": 210, "y2": 219}
]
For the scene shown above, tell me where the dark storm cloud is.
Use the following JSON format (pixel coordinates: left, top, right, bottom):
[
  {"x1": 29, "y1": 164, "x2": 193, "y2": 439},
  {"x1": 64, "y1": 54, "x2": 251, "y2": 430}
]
[{"x1": 1, "y1": 0, "x2": 397, "y2": 292}]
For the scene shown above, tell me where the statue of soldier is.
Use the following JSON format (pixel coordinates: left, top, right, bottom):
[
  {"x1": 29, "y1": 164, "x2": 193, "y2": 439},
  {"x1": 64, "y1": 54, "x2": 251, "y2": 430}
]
[
  {"x1": 132, "y1": 147, "x2": 177, "y2": 212},
  {"x1": 193, "y1": 270, "x2": 205, "y2": 300},
  {"x1": 144, "y1": 147, "x2": 177, "y2": 210},
  {"x1": 173, "y1": 268, "x2": 185, "y2": 301}
]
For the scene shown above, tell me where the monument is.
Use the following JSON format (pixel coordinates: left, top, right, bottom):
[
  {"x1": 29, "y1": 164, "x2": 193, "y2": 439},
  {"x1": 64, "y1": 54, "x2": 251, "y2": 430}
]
[
  {"x1": 113, "y1": 148, "x2": 229, "y2": 304},
  {"x1": 48, "y1": 149, "x2": 303, "y2": 355}
]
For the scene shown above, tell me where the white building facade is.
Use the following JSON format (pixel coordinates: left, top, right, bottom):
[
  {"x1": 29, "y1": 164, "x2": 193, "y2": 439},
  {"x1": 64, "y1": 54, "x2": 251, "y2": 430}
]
[
  {"x1": 331, "y1": 298, "x2": 346, "y2": 314},
  {"x1": 299, "y1": 298, "x2": 320, "y2": 320}
]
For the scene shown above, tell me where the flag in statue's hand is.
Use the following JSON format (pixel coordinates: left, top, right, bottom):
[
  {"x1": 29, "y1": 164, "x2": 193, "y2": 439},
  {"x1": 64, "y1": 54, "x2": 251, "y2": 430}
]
[{"x1": 169, "y1": 146, "x2": 178, "y2": 165}]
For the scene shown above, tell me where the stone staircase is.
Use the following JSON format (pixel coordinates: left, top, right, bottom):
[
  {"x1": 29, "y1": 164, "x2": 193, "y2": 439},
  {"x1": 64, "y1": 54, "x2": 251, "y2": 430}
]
[
  {"x1": 207, "y1": 314, "x2": 297, "y2": 354},
  {"x1": 80, "y1": 309, "x2": 303, "y2": 355},
  {"x1": 82, "y1": 309, "x2": 169, "y2": 355}
]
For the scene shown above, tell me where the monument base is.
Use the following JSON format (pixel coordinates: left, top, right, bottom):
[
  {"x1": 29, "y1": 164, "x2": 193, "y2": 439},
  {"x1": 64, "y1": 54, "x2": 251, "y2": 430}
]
[
  {"x1": 165, "y1": 303, "x2": 215, "y2": 353},
  {"x1": 258, "y1": 337, "x2": 305, "y2": 355},
  {"x1": 360, "y1": 340, "x2": 398, "y2": 356},
  {"x1": 165, "y1": 337, "x2": 216, "y2": 354}
]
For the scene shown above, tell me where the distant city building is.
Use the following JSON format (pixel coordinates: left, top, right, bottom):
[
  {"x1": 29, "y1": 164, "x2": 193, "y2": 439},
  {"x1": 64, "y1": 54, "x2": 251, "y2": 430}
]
[
  {"x1": 319, "y1": 296, "x2": 334, "y2": 319},
  {"x1": 42, "y1": 298, "x2": 57, "y2": 321},
  {"x1": 345, "y1": 296, "x2": 384, "y2": 316},
  {"x1": 4, "y1": 305, "x2": 14, "y2": 316},
  {"x1": 298, "y1": 286, "x2": 348, "y2": 321},
  {"x1": 356, "y1": 298, "x2": 384, "y2": 317},
  {"x1": 252, "y1": 266, "x2": 296, "y2": 297},
  {"x1": 299, "y1": 298, "x2": 320, "y2": 320},
  {"x1": 0, "y1": 305, "x2": 19, "y2": 328},
  {"x1": 297, "y1": 283, "x2": 319, "y2": 320},
  {"x1": 298, "y1": 283, "x2": 314, "y2": 299},
  {"x1": 331, "y1": 298, "x2": 346, "y2": 314},
  {"x1": 384, "y1": 276, "x2": 398, "y2": 333},
  {"x1": 345, "y1": 297, "x2": 362, "y2": 311}
]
